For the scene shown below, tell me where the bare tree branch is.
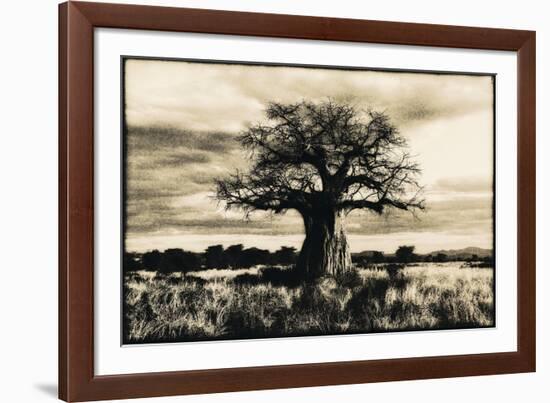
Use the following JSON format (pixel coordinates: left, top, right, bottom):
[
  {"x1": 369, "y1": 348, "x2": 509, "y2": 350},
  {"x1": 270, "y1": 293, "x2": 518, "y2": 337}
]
[{"x1": 216, "y1": 100, "x2": 424, "y2": 218}]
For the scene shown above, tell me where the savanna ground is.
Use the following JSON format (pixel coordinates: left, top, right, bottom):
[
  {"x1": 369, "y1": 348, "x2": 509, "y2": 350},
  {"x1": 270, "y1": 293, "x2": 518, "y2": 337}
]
[{"x1": 123, "y1": 262, "x2": 494, "y2": 343}]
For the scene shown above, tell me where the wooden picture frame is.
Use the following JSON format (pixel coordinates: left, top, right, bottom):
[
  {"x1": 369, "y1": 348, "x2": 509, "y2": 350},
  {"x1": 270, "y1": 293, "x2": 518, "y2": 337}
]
[{"x1": 59, "y1": 1, "x2": 536, "y2": 401}]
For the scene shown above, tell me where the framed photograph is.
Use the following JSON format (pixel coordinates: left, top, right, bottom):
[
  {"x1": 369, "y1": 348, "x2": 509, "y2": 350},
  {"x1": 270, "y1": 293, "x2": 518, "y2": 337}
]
[{"x1": 59, "y1": 1, "x2": 536, "y2": 401}]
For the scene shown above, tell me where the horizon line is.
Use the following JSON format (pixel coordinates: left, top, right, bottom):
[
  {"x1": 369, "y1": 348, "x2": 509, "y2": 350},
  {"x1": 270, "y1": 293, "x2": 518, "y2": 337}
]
[{"x1": 125, "y1": 244, "x2": 493, "y2": 255}]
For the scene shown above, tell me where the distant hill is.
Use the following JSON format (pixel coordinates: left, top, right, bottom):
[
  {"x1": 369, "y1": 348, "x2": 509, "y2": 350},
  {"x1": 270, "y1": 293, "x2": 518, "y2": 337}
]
[{"x1": 427, "y1": 247, "x2": 492, "y2": 259}]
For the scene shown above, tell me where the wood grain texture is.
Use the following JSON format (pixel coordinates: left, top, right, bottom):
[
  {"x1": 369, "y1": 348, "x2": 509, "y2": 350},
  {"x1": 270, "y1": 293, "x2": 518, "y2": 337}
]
[
  {"x1": 516, "y1": 32, "x2": 536, "y2": 369},
  {"x1": 59, "y1": 2, "x2": 95, "y2": 400},
  {"x1": 58, "y1": 1, "x2": 536, "y2": 401},
  {"x1": 74, "y1": 1, "x2": 532, "y2": 50},
  {"x1": 58, "y1": 4, "x2": 68, "y2": 401}
]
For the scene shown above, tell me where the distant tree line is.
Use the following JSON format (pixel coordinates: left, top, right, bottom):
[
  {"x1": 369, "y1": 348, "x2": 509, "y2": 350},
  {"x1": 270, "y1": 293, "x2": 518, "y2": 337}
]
[
  {"x1": 124, "y1": 244, "x2": 493, "y2": 273},
  {"x1": 352, "y1": 245, "x2": 494, "y2": 267},
  {"x1": 124, "y1": 244, "x2": 298, "y2": 273}
]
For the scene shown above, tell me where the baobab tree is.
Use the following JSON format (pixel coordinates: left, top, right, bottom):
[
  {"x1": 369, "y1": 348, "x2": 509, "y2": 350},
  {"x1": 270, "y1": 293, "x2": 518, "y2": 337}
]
[{"x1": 216, "y1": 100, "x2": 424, "y2": 279}]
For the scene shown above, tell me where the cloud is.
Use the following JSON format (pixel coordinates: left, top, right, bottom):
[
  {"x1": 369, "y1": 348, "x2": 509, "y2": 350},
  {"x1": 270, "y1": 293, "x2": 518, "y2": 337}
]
[
  {"x1": 127, "y1": 126, "x2": 238, "y2": 153},
  {"x1": 125, "y1": 126, "x2": 246, "y2": 234},
  {"x1": 126, "y1": 188, "x2": 492, "y2": 241},
  {"x1": 125, "y1": 59, "x2": 493, "y2": 132},
  {"x1": 432, "y1": 176, "x2": 493, "y2": 193},
  {"x1": 123, "y1": 59, "x2": 494, "y2": 250}
]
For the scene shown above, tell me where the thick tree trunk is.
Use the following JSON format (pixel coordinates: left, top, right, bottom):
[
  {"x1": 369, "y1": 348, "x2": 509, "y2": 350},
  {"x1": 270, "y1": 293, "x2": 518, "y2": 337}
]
[{"x1": 297, "y1": 210, "x2": 353, "y2": 279}]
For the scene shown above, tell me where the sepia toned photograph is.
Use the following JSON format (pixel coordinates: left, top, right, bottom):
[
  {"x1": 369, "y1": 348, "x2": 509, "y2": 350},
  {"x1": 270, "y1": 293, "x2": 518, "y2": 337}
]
[{"x1": 122, "y1": 58, "x2": 495, "y2": 344}]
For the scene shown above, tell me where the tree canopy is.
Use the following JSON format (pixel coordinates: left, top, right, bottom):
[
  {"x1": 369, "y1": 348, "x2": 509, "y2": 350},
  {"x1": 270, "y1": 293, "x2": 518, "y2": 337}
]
[{"x1": 216, "y1": 100, "x2": 424, "y2": 218}]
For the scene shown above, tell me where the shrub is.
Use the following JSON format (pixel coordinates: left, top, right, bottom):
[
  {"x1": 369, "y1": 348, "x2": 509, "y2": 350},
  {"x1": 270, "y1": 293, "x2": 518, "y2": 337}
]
[
  {"x1": 184, "y1": 274, "x2": 207, "y2": 286},
  {"x1": 290, "y1": 284, "x2": 352, "y2": 333},
  {"x1": 395, "y1": 245, "x2": 416, "y2": 263},
  {"x1": 259, "y1": 266, "x2": 304, "y2": 287},
  {"x1": 463, "y1": 261, "x2": 493, "y2": 268},
  {"x1": 335, "y1": 269, "x2": 363, "y2": 288},
  {"x1": 345, "y1": 277, "x2": 389, "y2": 322},
  {"x1": 386, "y1": 263, "x2": 405, "y2": 281},
  {"x1": 233, "y1": 272, "x2": 261, "y2": 286}
]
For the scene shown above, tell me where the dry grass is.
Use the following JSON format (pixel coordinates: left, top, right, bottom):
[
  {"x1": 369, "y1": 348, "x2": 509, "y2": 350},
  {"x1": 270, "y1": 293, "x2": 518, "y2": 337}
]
[{"x1": 123, "y1": 263, "x2": 494, "y2": 343}]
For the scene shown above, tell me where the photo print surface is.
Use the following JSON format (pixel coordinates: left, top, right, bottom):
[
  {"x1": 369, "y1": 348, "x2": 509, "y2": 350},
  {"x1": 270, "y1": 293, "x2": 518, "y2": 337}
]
[{"x1": 122, "y1": 58, "x2": 495, "y2": 344}]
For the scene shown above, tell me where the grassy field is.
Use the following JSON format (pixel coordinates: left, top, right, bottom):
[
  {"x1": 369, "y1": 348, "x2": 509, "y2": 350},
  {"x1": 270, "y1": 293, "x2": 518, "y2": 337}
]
[{"x1": 123, "y1": 263, "x2": 494, "y2": 343}]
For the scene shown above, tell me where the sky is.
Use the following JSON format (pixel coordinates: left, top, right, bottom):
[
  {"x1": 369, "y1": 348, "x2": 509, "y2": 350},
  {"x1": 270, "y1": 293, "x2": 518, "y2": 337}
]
[{"x1": 124, "y1": 58, "x2": 494, "y2": 254}]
